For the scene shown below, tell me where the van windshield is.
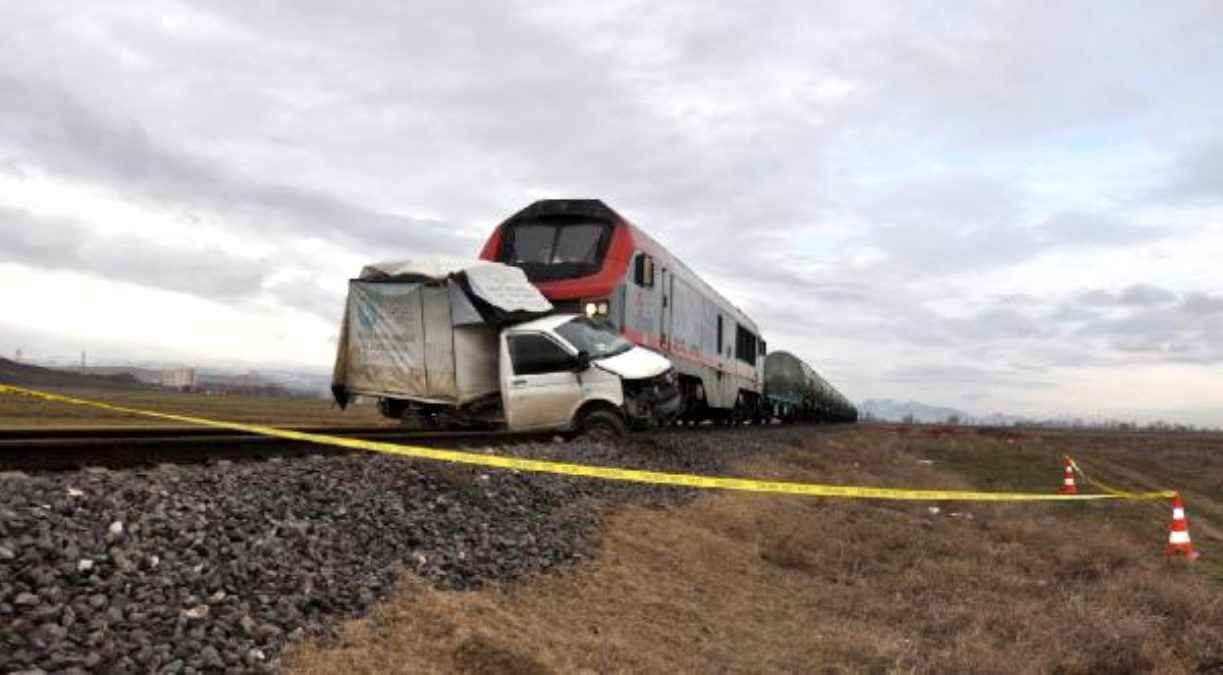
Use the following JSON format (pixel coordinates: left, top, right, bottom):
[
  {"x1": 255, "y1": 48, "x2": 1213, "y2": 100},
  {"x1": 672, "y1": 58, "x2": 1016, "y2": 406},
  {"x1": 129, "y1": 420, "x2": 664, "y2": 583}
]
[{"x1": 555, "y1": 318, "x2": 634, "y2": 360}]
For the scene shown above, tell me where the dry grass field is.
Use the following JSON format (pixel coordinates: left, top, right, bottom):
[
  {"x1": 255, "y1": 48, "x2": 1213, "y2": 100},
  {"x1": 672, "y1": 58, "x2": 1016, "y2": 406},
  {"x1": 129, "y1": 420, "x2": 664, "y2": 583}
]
[
  {"x1": 0, "y1": 387, "x2": 392, "y2": 429},
  {"x1": 287, "y1": 425, "x2": 1223, "y2": 674}
]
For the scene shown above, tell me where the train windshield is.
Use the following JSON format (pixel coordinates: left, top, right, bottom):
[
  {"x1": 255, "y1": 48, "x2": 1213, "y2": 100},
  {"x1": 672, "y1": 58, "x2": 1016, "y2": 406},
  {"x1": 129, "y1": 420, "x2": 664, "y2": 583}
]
[
  {"x1": 555, "y1": 317, "x2": 633, "y2": 360},
  {"x1": 500, "y1": 217, "x2": 611, "y2": 281}
]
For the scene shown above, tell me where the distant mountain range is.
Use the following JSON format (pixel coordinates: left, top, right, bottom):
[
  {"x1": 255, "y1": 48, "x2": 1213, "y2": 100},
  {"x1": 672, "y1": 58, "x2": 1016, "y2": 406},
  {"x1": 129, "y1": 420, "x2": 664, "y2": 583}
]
[
  {"x1": 857, "y1": 399, "x2": 1028, "y2": 426},
  {"x1": 856, "y1": 398, "x2": 1221, "y2": 430},
  {"x1": 1, "y1": 358, "x2": 333, "y2": 398},
  {"x1": 0, "y1": 358, "x2": 150, "y2": 390}
]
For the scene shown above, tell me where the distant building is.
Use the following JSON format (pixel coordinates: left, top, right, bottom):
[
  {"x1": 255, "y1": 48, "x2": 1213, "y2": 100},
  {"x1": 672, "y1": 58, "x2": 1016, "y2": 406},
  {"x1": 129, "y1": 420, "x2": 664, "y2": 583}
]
[{"x1": 160, "y1": 367, "x2": 198, "y2": 391}]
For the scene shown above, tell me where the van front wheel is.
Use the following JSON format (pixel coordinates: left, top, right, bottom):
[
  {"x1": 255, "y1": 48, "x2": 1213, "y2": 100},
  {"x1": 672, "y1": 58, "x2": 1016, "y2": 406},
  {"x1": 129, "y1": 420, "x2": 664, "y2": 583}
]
[{"x1": 578, "y1": 409, "x2": 627, "y2": 441}]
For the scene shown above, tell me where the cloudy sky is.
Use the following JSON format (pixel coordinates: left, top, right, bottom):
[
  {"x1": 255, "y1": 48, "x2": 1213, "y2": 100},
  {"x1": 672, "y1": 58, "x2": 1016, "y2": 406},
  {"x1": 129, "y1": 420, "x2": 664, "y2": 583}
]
[{"x1": 1, "y1": 1, "x2": 1221, "y2": 424}]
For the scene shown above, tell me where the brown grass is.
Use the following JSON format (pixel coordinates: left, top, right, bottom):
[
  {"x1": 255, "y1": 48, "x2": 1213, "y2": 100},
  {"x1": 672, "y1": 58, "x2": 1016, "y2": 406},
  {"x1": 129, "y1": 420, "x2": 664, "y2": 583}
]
[
  {"x1": 0, "y1": 387, "x2": 391, "y2": 429},
  {"x1": 285, "y1": 427, "x2": 1223, "y2": 674}
]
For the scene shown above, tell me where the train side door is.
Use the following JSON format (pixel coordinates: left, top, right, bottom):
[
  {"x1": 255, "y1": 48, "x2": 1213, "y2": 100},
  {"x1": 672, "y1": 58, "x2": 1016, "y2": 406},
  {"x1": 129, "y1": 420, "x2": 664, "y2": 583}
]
[{"x1": 660, "y1": 267, "x2": 673, "y2": 350}]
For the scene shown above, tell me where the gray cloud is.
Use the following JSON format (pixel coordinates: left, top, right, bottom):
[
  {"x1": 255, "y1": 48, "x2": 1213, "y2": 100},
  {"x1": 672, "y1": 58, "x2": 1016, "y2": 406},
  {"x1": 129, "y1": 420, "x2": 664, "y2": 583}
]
[
  {"x1": 1182, "y1": 292, "x2": 1223, "y2": 317},
  {"x1": 753, "y1": 277, "x2": 1223, "y2": 394},
  {"x1": 0, "y1": 75, "x2": 476, "y2": 258},
  {"x1": 0, "y1": 205, "x2": 267, "y2": 300},
  {"x1": 264, "y1": 277, "x2": 346, "y2": 325},
  {"x1": 1155, "y1": 137, "x2": 1223, "y2": 206},
  {"x1": 1075, "y1": 284, "x2": 1179, "y2": 308},
  {"x1": 0, "y1": 205, "x2": 343, "y2": 322},
  {"x1": 0, "y1": 3, "x2": 1203, "y2": 262},
  {"x1": 981, "y1": 287, "x2": 1223, "y2": 367},
  {"x1": 0, "y1": 2, "x2": 1221, "y2": 418},
  {"x1": 1071, "y1": 292, "x2": 1223, "y2": 365},
  {"x1": 862, "y1": 201, "x2": 1170, "y2": 277},
  {"x1": 886, "y1": 364, "x2": 1054, "y2": 391}
]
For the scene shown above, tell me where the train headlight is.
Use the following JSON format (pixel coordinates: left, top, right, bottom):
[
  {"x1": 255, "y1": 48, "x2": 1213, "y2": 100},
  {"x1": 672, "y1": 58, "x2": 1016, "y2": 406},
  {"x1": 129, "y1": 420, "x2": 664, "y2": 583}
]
[
  {"x1": 584, "y1": 302, "x2": 598, "y2": 317},
  {"x1": 584, "y1": 300, "x2": 610, "y2": 317},
  {"x1": 597, "y1": 302, "x2": 609, "y2": 315}
]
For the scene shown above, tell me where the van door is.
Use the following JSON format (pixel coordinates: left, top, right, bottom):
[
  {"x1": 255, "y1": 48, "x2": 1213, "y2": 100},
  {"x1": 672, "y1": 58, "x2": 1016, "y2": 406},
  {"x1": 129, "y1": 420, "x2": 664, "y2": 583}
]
[{"x1": 502, "y1": 332, "x2": 583, "y2": 430}]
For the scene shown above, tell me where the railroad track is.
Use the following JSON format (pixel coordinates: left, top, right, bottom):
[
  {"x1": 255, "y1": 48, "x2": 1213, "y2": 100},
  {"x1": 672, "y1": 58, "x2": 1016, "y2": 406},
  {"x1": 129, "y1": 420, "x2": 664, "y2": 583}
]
[
  {"x1": 0, "y1": 419, "x2": 862, "y2": 473},
  {"x1": 0, "y1": 425, "x2": 549, "y2": 472}
]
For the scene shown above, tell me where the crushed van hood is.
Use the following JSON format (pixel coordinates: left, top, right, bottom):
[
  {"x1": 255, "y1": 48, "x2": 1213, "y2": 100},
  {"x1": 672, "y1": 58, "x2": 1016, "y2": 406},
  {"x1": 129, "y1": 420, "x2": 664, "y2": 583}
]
[{"x1": 595, "y1": 346, "x2": 671, "y2": 380}]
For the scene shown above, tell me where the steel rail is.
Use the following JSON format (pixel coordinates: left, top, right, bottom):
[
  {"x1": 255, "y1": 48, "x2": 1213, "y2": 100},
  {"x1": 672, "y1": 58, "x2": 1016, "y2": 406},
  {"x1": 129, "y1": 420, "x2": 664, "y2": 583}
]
[
  {"x1": 0, "y1": 427, "x2": 548, "y2": 472},
  {"x1": 0, "y1": 427, "x2": 435, "y2": 442},
  {"x1": 0, "y1": 417, "x2": 860, "y2": 473},
  {"x1": 0, "y1": 425, "x2": 410, "y2": 441}
]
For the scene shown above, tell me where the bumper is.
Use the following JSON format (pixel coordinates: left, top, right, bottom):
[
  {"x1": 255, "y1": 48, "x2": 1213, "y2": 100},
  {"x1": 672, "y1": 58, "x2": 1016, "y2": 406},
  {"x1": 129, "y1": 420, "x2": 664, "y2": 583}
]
[{"x1": 622, "y1": 370, "x2": 681, "y2": 424}]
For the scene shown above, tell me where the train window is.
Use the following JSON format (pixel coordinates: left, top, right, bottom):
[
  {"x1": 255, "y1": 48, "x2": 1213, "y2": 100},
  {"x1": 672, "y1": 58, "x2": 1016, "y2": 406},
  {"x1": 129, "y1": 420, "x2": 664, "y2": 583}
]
[
  {"x1": 735, "y1": 325, "x2": 758, "y2": 365},
  {"x1": 507, "y1": 334, "x2": 574, "y2": 375},
  {"x1": 760, "y1": 340, "x2": 766, "y2": 357},
  {"x1": 509, "y1": 225, "x2": 555, "y2": 264},
  {"x1": 501, "y1": 218, "x2": 611, "y2": 281},
  {"x1": 553, "y1": 224, "x2": 604, "y2": 263},
  {"x1": 716, "y1": 315, "x2": 723, "y2": 355},
  {"x1": 633, "y1": 253, "x2": 655, "y2": 287}
]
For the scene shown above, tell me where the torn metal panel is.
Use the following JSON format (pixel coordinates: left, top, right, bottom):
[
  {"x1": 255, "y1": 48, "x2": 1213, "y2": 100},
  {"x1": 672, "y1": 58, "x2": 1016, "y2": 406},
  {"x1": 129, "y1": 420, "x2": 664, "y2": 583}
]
[{"x1": 462, "y1": 263, "x2": 553, "y2": 313}]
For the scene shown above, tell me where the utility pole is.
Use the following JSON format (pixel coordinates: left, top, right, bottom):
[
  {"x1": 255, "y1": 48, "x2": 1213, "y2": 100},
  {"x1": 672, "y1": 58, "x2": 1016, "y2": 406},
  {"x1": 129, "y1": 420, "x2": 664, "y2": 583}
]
[
  {"x1": 81, "y1": 350, "x2": 87, "y2": 374},
  {"x1": 14, "y1": 348, "x2": 21, "y2": 362}
]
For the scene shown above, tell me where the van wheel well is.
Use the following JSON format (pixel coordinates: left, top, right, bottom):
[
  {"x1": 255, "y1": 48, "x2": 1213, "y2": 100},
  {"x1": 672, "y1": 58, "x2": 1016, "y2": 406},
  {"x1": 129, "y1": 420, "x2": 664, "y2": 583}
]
[
  {"x1": 573, "y1": 402, "x2": 627, "y2": 440},
  {"x1": 573, "y1": 400, "x2": 624, "y2": 427}
]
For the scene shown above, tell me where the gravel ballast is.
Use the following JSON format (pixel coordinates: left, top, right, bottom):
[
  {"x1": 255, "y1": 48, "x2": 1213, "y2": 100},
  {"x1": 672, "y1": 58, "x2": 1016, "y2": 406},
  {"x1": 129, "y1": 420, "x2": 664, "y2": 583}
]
[{"x1": 0, "y1": 428, "x2": 796, "y2": 673}]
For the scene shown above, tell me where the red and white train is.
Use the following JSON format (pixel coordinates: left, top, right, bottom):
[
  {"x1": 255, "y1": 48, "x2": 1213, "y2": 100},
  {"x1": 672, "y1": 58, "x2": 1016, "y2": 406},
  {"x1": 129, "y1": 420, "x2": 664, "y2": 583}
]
[{"x1": 479, "y1": 199, "x2": 766, "y2": 422}]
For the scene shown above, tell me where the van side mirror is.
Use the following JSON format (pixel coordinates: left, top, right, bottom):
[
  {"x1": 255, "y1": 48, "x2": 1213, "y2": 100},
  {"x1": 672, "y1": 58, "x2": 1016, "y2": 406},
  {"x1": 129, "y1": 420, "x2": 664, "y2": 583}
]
[{"x1": 573, "y1": 350, "x2": 591, "y2": 372}]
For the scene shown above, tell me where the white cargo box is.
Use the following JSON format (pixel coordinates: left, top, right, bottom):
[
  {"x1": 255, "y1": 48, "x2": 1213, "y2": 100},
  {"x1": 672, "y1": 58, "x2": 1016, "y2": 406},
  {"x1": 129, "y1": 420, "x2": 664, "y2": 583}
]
[{"x1": 332, "y1": 262, "x2": 552, "y2": 406}]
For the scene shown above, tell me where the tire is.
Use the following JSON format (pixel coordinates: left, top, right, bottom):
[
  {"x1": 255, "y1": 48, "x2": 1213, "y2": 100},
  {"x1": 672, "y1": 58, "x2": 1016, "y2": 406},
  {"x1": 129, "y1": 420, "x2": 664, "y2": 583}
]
[{"x1": 579, "y1": 409, "x2": 627, "y2": 441}]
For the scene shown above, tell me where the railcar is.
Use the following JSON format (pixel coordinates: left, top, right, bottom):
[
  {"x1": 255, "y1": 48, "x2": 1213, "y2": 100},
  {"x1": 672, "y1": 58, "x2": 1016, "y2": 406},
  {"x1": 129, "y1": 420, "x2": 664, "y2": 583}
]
[
  {"x1": 763, "y1": 351, "x2": 858, "y2": 423},
  {"x1": 479, "y1": 199, "x2": 764, "y2": 422}
]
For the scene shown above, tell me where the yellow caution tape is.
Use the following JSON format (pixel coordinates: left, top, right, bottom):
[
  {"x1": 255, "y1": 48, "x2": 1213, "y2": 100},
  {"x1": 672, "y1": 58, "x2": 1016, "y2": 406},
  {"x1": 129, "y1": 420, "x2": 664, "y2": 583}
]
[
  {"x1": 0, "y1": 384, "x2": 1177, "y2": 502},
  {"x1": 1066, "y1": 456, "x2": 1167, "y2": 501}
]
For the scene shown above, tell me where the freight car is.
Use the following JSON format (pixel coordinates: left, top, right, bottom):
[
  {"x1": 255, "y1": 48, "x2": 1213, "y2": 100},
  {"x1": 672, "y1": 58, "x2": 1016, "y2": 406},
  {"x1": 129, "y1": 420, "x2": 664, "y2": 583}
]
[
  {"x1": 480, "y1": 199, "x2": 764, "y2": 423},
  {"x1": 763, "y1": 351, "x2": 857, "y2": 423}
]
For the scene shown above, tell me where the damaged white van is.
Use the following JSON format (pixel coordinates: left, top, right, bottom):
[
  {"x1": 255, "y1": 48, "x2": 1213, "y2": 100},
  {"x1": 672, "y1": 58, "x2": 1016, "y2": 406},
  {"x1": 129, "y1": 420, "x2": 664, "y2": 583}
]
[{"x1": 331, "y1": 262, "x2": 680, "y2": 437}]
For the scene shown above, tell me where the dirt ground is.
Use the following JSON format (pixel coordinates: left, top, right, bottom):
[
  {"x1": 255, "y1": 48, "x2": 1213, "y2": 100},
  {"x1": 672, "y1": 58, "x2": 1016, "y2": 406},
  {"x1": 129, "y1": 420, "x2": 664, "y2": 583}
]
[
  {"x1": 0, "y1": 388, "x2": 391, "y2": 428},
  {"x1": 286, "y1": 425, "x2": 1223, "y2": 674}
]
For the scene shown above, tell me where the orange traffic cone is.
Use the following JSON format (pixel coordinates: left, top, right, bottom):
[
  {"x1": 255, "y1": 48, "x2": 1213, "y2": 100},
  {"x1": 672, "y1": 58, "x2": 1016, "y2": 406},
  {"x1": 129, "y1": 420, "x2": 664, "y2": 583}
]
[
  {"x1": 1059, "y1": 456, "x2": 1077, "y2": 495},
  {"x1": 1165, "y1": 493, "x2": 1200, "y2": 561}
]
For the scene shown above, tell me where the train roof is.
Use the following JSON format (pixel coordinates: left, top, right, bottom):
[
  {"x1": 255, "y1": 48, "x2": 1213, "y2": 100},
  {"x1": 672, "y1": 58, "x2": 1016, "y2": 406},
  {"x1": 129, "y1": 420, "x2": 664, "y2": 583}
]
[{"x1": 500, "y1": 199, "x2": 619, "y2": 224}]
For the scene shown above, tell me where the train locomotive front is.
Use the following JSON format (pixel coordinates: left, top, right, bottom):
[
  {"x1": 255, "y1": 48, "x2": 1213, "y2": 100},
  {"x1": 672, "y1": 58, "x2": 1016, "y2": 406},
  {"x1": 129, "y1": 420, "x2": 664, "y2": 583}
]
[{"x1": 479, "y1": 199, "x2": 766, "y2": 423}]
